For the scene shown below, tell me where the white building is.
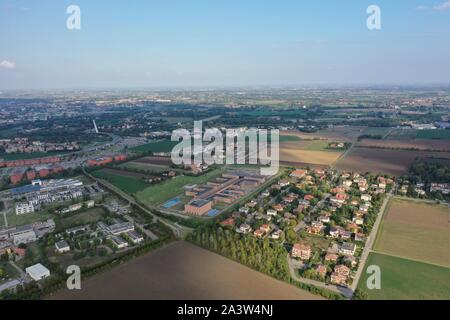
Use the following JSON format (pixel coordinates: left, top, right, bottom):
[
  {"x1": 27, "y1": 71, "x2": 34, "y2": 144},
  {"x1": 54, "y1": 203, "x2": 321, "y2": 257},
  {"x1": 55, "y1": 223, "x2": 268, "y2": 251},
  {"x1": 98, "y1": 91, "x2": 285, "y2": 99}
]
[
  {"x1": 26, "y1": 263, "x2": 50, "y2": 281},
  {"x1": 15, "y1": 202, "x2": 35, "y2": 215},
  {"x1": 55, "y1": 240, "x2": 70, "y2": 253}
]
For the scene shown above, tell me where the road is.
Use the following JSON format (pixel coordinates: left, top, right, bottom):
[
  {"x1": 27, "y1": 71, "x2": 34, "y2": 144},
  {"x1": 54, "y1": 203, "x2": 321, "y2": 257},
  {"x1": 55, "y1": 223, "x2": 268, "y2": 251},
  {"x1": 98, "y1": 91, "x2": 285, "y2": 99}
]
[{"x1": 350, "y1": 192, "x2": 392, "y2": 293}]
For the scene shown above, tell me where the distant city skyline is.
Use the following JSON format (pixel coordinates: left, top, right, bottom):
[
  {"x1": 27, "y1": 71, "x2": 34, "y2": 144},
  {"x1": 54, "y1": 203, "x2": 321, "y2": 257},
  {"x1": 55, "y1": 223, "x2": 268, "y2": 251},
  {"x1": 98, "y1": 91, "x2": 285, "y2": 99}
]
[{"x1": 1, "y1": 0, "x2": 450, "y2": 89}]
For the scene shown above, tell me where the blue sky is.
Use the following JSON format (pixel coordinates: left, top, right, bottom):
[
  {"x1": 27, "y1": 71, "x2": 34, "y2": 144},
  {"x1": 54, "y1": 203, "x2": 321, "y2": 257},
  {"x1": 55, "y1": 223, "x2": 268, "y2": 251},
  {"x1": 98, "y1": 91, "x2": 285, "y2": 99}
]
[{"x1": 1, "y1": 0, "x2": 450, "y2": 89}]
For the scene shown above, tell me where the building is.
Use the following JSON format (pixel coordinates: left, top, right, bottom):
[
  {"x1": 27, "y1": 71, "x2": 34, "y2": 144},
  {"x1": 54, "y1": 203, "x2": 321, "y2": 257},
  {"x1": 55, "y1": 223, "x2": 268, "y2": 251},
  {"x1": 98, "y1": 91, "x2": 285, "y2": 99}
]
[
  {"x1": 290, "y1": 169, "x2": 307, "y2": 178},
  {"x1": 111, "y1": 235, "x2": 128, "y2": 249},
  {"x1": 55, "y1": 240, "x2": 70, "y2": 253},
  {"x1": 127, "y1": 231, "x2": 144, "y2": 244},
  {"x1": 291, "y1": 243, "x2": 311, "y2": 260},
  {"x1": 339, "y1": 242, "x2": 357, "y2": 256},
  {"x1": 15, "y1": 202, "x2": 35, "y2": 215},
  {"x1": 26, "y1": 263, "x2": 50, "y2": 281},
  {"x1": 11, "y1": 227, "x2": 37, "y2": 245},
  {"x1": 184, "y1": 199, "x2": 213, "y2": 215}
]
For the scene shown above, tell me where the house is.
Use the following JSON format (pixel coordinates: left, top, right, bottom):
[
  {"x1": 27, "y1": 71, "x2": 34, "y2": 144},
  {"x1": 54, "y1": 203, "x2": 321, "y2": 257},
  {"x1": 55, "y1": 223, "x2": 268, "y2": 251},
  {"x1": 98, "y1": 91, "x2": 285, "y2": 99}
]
[
  {"x1": 279, "y1": 180, "x2": 290, "y2": 187},
  {"x1": 260, "y1": 224, "x2": 271, "y2": 233},
  {"x1": 361, "y1": 194, "x2": 372, "y2": 202},
  {"x1": 239, "y1": 224, "x2": 252, "y2": 234},
  {"x1": 26, "y1": 263, "x2": 50, "y2": 281},
  {"x1": 253, "y1": 229, "x2": 264, "y2": 238},
  {"x1": 315, "y1": 264, "x2": 327, "y2": 278},
  {"x1": 330, "y1": 272, "x2": 348, "y2": 286},
  {"x1": 304, "y1": 194, "x2": 315, "y2": 201},
  {"x1": 270, "y1": 229, "x2": 283, "y2": 240},
  {"x1": 291, "y1": 243, "x2": 311, "y2": 260},
  {"x1": 267, "y1": 209, "x2": 278, "y2": 216},
  {"x1": 353, "y1": 216, "x2": 364, "y2": 225},
  {"x1": 55, "y1": 240, "x2": 70, "y2": 253},
  {"x1": 354, "y1": 233, "x2": 365, "y2": 242},
  {"x1": 220, "y1": 218, "x2": 236, "y2": 227},
  {"x1": 325, "y1": 253, "x2": 339, "y2": 263},
  {"x1": 339, "y1": 242, "x2": 357, "y2": 256},
  {"x1": 273, "y1": 204, "x2": 285, "y2": 212},
  {"x1": 334, "y1": 264, "x2": 351, "y2": 276},
  {"x1": 239, "y1": 206, "x2": 250, "y2": 214},
  {"x1": 290, "y1": 169, "x2": 307, "y2": 178}
]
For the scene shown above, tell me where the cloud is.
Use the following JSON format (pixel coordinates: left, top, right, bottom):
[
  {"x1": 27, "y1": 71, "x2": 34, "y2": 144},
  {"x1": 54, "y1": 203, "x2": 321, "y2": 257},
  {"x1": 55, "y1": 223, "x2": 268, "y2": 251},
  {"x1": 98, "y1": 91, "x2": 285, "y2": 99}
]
[
  {"x1": 0, "y1": 60, "x2": 16, "y2": 70},
  {"x1": 433, "y1": 1, "x2": 450, "y2": 11}
]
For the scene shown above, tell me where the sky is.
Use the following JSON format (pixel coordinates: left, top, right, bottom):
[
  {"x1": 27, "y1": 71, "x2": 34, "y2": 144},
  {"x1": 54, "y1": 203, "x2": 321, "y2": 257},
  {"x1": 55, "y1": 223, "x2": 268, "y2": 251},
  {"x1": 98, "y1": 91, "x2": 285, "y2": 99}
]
[{"x1": 1, "y1": 0, "x2": 450, "y2": 89}]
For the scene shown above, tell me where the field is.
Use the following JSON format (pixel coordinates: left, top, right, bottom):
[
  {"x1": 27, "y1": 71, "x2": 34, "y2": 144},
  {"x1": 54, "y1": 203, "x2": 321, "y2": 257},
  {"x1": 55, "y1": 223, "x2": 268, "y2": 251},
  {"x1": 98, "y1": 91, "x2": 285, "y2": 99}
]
[
  {"x1": 357, "y1": 252, "x2": 450, "y2": 300},
  {"x1": 51, "y1": 241, "x2": 322, "y2": 300},
  {"x1": 282, "y1": 127, "x2": 364, "y2": 142},
  {"x1": 335, "y1": 147, "x2": 450, "y2": 175},
  {"x1": 92, "y1": 169, "x2": 150, "y2": 194},
  {"x1": 135, "y1": 168, "x2": 223, "y2": 206},
  {"x1": 129, "y1": 140, "x2": 178, "y2": 154},
  {"x1": 55, "y1": 207, "x2": 106, "y2": 232},
  {"x1": 374, "y1": 198, "x2": 450, "y2": 268},
  {"x1": 416, "y1": 129, "x2": 450, "y2": 140},
  {"x1": 0, "y1": 151, "x2": 70, "y2": 161},
  {"x1": 355, "y1": 139, "x2": 450, "y2": 151}
]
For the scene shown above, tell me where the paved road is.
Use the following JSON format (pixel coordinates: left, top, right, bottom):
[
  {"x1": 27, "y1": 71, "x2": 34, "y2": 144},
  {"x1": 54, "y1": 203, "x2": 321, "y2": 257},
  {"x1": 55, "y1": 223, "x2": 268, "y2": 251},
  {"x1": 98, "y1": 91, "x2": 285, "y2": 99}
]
[{"x1": 350, "y1": 193, "x2": 392, "y2": 293}]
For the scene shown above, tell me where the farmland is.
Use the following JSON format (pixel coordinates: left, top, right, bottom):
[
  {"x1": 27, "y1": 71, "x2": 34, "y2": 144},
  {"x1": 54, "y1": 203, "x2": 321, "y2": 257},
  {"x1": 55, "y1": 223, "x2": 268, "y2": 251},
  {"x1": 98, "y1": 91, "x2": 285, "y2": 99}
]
[
  {"x1": 374, "y1": 198, "x2": 450, "y2": 268},
  {"x1": 91, "y1": 168, "x2": 150, "y2": 194},
  {"x1": 51, "y1": 241, "x2": 322, "y2": 300},
  {"x1": 355, "y1": 139, "x2": 450, "y2": 151},
  {"x1": 416, "y1": 129, "x2": 450, "y2": 140},
  {"x1": 358, "y1": 252, "x2": 450, "y2": 300},
  {"x1": 129, "y1": 140, "x2": 178, "y2": 154},
  {"x1": 334, "y1": 147, "x2": 450, "y2": 176}
]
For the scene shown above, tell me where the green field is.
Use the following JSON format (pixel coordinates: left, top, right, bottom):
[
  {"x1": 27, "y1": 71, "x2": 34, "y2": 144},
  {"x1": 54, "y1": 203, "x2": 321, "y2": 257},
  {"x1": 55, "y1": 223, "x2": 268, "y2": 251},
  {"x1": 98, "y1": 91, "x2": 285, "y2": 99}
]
[
  {"x1": 279, "y1": 135, "x2": 302, "y2": 142},
  {"x1": 129, "y1": 140, "x2": 178, "y2": 154},
  {"x1": 91, "y1": 170, "x2": 149, "y2": 194},
  {"x1": 135, "y1": 168, "x2": 223, "y2": 206},
  {"x1": 357, "y1": 252, "x2": 450, "y2": 300},
  {"x1": 117, "y1": 162, "x2": 169, "y2": 173},
  {"x1": 6, "y1": 211, "x2": 55, "y2": 227},
  {"x1": 0, "y1": 151, "x2": 71, "y2": 161},
  {"x1": 416, "y1": 129, "x2": 450, "y2": 140}
]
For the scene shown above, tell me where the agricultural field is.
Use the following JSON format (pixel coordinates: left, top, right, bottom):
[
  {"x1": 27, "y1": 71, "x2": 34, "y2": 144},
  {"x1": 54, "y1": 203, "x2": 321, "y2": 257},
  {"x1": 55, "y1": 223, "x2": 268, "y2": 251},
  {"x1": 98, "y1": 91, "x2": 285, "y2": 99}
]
[
  {"x1": 282, "y1": 126, "x2": 364, "y2": 142},
  {"x1": 374, "y1": 198, "x2": 450, "y2": 268},
  {"x1": 334, "y1": 147, "x2": 450, "y2": 176},
  {"x1": 135, "y1": 168, "x2": 223, "y2": 206},
  {"x1": 417, "y1": 129, "x2": 450, "y2": 140},
  {"x1": 384, "y1": 128, "x2": 418, "y2": 140},
  {"x1": 358, "y1": 252, "x2": 450, "y2": 300},
  {"x1": 129, "y1": 140, "x2": 178, "y2": 154},
  {"x1": 355, "y1": 139, "x2": 450, "y2": 151},
  {"x1": 91, "y1": 168, "x2": 150, "y2": 194}
]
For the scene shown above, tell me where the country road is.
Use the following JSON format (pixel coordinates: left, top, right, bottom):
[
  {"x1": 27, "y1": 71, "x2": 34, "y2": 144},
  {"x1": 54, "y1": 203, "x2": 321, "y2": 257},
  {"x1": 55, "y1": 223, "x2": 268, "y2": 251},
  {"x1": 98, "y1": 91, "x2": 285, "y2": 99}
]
[{"x1": 350, "y1": 192, "x2": 392, "y2": 293}]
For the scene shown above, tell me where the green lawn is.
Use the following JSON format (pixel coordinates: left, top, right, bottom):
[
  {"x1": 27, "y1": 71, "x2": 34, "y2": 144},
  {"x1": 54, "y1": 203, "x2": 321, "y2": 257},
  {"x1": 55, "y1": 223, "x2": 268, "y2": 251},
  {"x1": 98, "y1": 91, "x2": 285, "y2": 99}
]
[
  {"x1": 135, "y1": 168, "x2": 223, "y2": 206},
  {"x1": 91, "y1": 170, "x2": 149, "y2": 194},
  {"x1": 129, "y1": 140, "x2": 178, "y2": 154},
  {"x1": 357, "y1": 252, "x2": 450, "y2": 300},
  {"x1": 416, "y1": 129, "x2": 450, "y2": 140}
]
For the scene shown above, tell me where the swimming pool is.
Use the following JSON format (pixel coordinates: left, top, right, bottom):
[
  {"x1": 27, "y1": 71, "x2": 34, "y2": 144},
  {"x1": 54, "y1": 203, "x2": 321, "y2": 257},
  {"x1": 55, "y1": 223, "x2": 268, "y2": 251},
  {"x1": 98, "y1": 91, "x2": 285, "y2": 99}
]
[{"x1": 162, "y1": 197, "x2": 181, "y2": 208}]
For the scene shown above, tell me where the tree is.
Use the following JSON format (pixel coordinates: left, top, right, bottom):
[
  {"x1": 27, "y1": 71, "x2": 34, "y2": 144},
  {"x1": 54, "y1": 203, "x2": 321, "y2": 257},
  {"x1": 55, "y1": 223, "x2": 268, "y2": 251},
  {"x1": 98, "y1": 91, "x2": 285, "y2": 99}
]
[{"x1": 352, "y1": 289, "x2": 369, "y2": 300}]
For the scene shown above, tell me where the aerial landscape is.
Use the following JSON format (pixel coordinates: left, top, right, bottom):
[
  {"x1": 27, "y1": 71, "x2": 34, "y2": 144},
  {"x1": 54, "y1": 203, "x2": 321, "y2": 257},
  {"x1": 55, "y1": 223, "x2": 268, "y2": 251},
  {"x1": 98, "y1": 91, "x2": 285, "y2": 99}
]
[{"x1": 0, "y1": 0, "x2": 449, "y2": 310}]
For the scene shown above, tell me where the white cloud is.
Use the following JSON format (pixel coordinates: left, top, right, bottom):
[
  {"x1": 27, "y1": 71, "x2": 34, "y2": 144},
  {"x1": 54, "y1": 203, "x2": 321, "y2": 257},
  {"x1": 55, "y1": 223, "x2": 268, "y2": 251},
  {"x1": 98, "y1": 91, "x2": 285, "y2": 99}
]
[
  {"x1": 0, "y1": 60, "x2": 16, "y2": 70},
  {"x1": 433, "y1": 1, "x2": 450, "y2": 11}
]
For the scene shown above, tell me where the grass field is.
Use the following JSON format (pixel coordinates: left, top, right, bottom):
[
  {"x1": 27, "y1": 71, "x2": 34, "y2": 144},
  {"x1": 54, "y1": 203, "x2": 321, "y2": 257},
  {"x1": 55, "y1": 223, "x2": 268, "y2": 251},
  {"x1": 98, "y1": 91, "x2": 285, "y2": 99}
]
[
  {"x1": 416, "y1": 129, "x2": 450, "y2": 140},
  {"x1": 118, "y1": 162, "x2": 170, "y2": 173},
  {"x1": 135, "y1": 168, "x2": 223, "y2": 206},
  {"x1": 56, "y1": 207, "x2": 106, "y2": 231},
  {"x1": 358, "y1": 252, "x2": 450, "y2": 300},
  {"x1": 92, "y1": 169, "x2": 149, "y2": 194},
  {"x1": 6, "y1": 210, "x2": 55, "y2": 227},
  {"x1": 374, "y1": 198, "x2": 450, "y2": 267},
  {"x1": 129, "y1": 140, "x2": 178, "y2": 154}
]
